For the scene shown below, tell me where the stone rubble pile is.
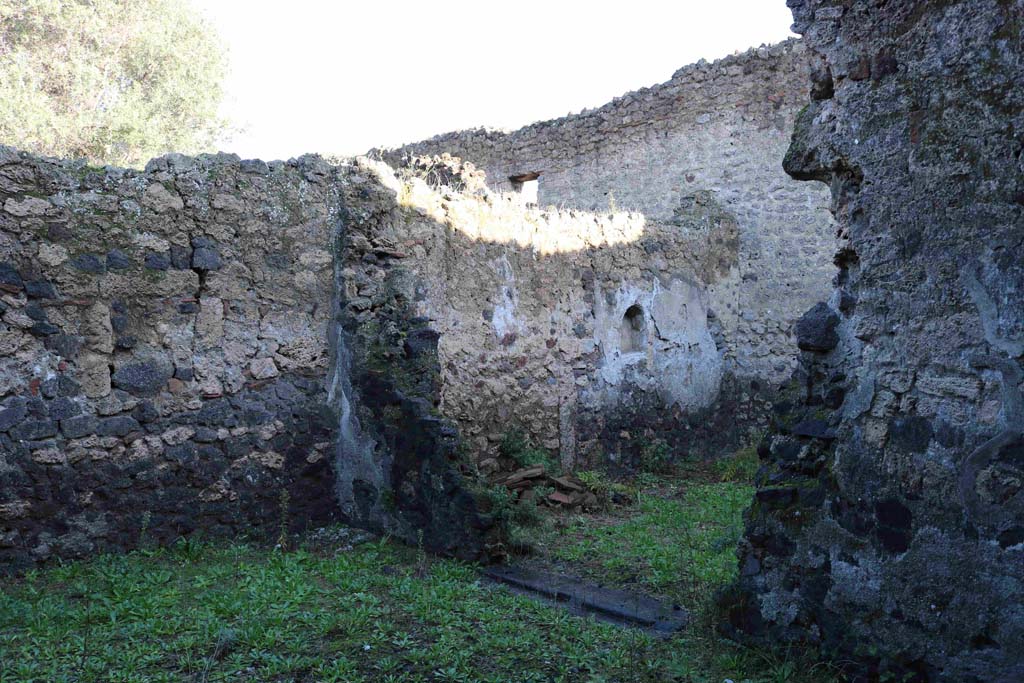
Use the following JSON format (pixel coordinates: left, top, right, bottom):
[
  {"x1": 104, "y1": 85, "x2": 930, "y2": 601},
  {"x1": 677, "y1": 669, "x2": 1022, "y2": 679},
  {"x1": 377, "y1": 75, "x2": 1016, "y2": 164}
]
[{"x1": 490, "y1": 466, "x2": 600, "y2": 510}]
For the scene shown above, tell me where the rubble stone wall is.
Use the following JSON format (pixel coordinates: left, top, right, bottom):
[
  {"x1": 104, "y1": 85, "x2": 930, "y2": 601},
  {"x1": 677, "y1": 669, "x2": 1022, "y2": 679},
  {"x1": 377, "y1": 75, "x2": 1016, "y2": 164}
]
[
  {"x1": 381, "y1": 39, "x2": 837, "y2": 388},
  {"x1": 730, "y1": 1, "x2": 1024, "y2": 681},
  {"x1": 349, "y1": 158, "x2": 745, "y2": 471},
  {"x1": 0, "y1": 38, "x2": 850, "y2": 570},
  {"x1": 0, "y1": 148, "x2": 505, "y2": 569},
  {"x1": 0, "y1": 149, "x2": 343, "y2": 568}
]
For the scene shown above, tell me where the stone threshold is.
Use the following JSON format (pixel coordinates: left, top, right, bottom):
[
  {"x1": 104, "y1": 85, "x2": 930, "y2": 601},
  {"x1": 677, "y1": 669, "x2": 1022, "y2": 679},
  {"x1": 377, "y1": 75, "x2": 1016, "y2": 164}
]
[{"x1": 482, "y1": 564, "x2": 689, "y2": 635}]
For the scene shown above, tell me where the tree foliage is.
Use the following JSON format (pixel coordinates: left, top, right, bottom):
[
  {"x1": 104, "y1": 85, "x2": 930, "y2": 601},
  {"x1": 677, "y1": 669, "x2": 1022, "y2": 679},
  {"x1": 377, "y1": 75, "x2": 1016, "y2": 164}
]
[{"x1": 0, "y1": 0, "x2": 227, "y2": 167}]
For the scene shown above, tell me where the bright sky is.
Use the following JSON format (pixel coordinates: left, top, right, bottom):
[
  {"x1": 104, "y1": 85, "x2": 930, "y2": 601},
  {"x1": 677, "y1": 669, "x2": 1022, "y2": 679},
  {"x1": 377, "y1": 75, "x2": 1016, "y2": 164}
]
[{"x1": 196, "y1": 1, "x2": 797, "y2": 161}]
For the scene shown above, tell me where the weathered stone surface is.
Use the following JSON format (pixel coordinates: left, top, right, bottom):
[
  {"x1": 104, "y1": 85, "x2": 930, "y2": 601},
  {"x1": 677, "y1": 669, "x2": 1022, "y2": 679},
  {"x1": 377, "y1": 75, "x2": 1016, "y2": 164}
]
[
  {"x1": 47, "y1": 397, "x2": 80, "y2": 420},
  {"x1": 38, "y1": 243, "x2": 68, "y2": 267},
  {"x1": 0, "y1": 150, "x2": 340, "y2": 570},
  {"x1": 105, "y1": 249, "x2": 132, "y2": 270},
  {"x1": 142, "y1": 182, "x2": 183, "y2": 212},
  {"x1": 96, "y1": 415, "x2": 140, "y2": 437},
  {"x1": 191, "y1": 246, "x2": 221, "y2": 271},
  {"x1": 0, "y1": 399, "x2": 28, "y2": 431},
  {"x1": 144, "y1": 251, "x2": 170, "y2": 271},
  {"x1": 169, "y1": 244, "x2": 191, "y2": 270},
  {"x1": 78, "y1": 352, "x2": 112, "y2": 398},
  {"x1": 23, "y1": 280, "x2": 55, "y2": 299},
  {"x1": 248, "y1": 357, "x2": 278, "y2": 380},
  {"x1": 4, "y1": 196, "x2": 50, "y2": 217},
  {"x1": 70, "y1": 253, "x2": 105, "y2": 274},
  {"x1": 195, "y1": 297, "x2": 223, "y2": 348},
  {"x1": 730, "y1": 2, "x2": 1024, "y2": 681},
  {"x1": 82, "y1": 302, "x2": 114, "y2": 354},
  {"x1": 11, "y1": 419, "x2": 57, "y2": 441},
  {"x1": 0, "y1": 262, "x2": 23, "y2": 291},
  {"x1": 346, "y1": 156, "x2": 778, "y2": 469}
]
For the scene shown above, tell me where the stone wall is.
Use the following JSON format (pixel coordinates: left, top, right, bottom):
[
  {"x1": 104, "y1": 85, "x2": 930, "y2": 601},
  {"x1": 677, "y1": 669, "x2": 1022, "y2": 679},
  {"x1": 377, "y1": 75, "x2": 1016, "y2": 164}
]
[
  {"x1": 346, "y1": 156, "x2": 746, "y2": 472},
  {"x1": 0, "y1": 36, "x2": 863, "y2": 572},
  {"x1": 0, "y1": 148, "x2": 342, "y2": 568},
  {"x1": 728, "y1": 2, "x2": 1024, "y2": 681},
  {"x1": 331, "y1": 161, "x2": 501, "y2": 559},
  {"x1": 0, "y1": 148, "x2": 498, "y2": 569},
  {"x1": 380, "y1": 38, "x2": 837, "y2": 389},
  {"x1": 0, "y1": 137, "x2": 778, "y2": 568}
]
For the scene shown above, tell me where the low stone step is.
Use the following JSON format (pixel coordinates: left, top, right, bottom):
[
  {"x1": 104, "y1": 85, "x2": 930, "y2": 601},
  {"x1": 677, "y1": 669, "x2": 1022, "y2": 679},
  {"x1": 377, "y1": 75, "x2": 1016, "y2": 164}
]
[{"x1": 482, "y1": 564, "x2": 688, "y2": 635}]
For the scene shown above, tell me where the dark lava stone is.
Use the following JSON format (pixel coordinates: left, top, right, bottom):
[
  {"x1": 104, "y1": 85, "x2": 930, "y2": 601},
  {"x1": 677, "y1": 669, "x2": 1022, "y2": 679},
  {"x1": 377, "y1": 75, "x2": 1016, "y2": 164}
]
[
  {"x1": 795, "y1": 302, "x2": 840, "y2": 352},
  {"x1": 24, "y1": 302, "x2": 48, "y2": 321},
  {"x1": 144, "y1": 251, "x2": 171, "y2": 271},
  {"x1": 24, "y1": 280, "x2": 57, "y2": 299},
  {"x1": 70, "y1": 253, "x2": 106, "y2": 274},
  {"x1": 191, "y1": 246, "x2": 222, "y2": 271},
  {"x1": 11, "y1": 419, "x2": 58, "y2": 441},
  {"x1": 29, "y1": 321, "x2": 60, "y2": 337},
  {"x1": 132, "y1": 400, "x2": 160, "y2": 424},
  {"x1": 41, "y1": 375, "x2": 81, "y2": 398},
  {"x1": 111, "y1": 361, "x2": 171, "y2": 396},
  {"x1": 875, "y1": 498, "x2": 913, "y2": 553},
  {"x1": 0, "y1": 399, "x2": 28, "y2": 432},
  {"x1": 889, "y1": 416, "x2": 933, "y2": 453},
  {"x1": 170, "y1": 245, "x2": 192, "y2": 270},
  {"x1": 97, "y1": 415, "x2": 141, "y2": 437},
  {"x1": 404, "y1": 328, "x2": 441, "y2": 358},
  {"x1": 45, "y1": 334, "x2": 83, "y2": 359},
  {"x1": 106, "y1": 249, "x2": 132, "y2": 270},
  {"x1": 46, "y1": 397, "x2": 80, "y2": 421},
  {"x1": 0, "y1": 262, "x2": 24, "y2": 291},
  {"x1": 61, "y1": 415, "x2": 98, "y2": 439}
]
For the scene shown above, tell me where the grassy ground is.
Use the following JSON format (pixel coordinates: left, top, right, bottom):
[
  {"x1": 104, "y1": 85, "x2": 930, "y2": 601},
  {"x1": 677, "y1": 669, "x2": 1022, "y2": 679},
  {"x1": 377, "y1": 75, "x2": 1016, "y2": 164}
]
[
  {"x1": 532, "y1": 478, "x2": 753, "y2": 606},
  {"x1": 1, "y1": 450, "x2": 842, "y2": 683}
]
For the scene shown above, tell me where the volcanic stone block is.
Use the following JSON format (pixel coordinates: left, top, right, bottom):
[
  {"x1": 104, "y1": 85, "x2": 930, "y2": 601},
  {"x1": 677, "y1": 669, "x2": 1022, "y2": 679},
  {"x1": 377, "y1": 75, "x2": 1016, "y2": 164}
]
[
  {"x1": 111, "y1": 362, "x2": 172, "y2": 397},
  {"x1": 795, "y1": 302, "x2": 839, "y2": 352}
]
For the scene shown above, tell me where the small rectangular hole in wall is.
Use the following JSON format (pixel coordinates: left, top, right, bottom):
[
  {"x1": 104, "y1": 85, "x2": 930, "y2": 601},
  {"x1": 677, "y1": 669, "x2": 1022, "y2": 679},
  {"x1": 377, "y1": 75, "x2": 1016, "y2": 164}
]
[{"x1": 510, "y1": 172, "x2": 540, "y2": 206}]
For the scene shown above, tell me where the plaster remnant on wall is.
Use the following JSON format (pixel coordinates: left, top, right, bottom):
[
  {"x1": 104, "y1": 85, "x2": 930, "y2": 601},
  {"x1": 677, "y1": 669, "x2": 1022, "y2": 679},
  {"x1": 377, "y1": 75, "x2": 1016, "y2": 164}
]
[
  {"x1": 380, "y1": 38, "x2": 837, "y2": 388},
  {"x1": 592, "y1": 278, "x2": 722, "y2": 412},
  {"x1": 489, "y1": 254, "x2": 521, "y2": 342}
]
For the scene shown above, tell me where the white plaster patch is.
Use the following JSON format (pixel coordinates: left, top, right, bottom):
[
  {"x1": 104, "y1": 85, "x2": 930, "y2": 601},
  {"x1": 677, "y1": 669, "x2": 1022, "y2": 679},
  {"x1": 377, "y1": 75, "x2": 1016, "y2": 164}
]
[
  {"x1": 490, "y1": 253, "x2": 521, "y2": 341},
  {"x1": 592, "y1": 278, "x2": 723, "y2": 411}
]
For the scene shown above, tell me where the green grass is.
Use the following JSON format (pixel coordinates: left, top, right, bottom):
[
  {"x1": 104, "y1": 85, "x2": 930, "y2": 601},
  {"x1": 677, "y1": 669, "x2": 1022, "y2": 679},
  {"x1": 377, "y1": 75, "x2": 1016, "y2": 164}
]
[
  {"x1": 2, "y1": 538, "x2": 661, "y2": 683},
  {"x1": 1, "y1": 472, "x2": 841, "y2": 683},
  {"x1": 541, "y1": 481, "x2": 753, "y2": 606},
  {"x1": 711, "y1": 446, "x2": 760, "y2": 483},
  {"x1": 528, "y1": 472, "x2": 842, "y2": 683}
]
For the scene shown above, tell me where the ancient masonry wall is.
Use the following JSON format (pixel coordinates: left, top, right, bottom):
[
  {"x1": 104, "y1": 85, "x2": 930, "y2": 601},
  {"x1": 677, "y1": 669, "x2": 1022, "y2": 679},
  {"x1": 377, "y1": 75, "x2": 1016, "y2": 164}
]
[
  {"x1": 0, "y1": 149, "x2": 342, "y2": 567},
  {"x1": 1, "y1": 39, "x2": 843, "y2": 568},
  {"x1": 381, "y1": 38, "x2": 837, "y2": 390},
  {"x1": 728, "y1": 1, "x2": 1024, "y2": 681},
  {"x1": 349, "y1": 156, "x2": 742, "y2": 472},
  {"x1": 0, "y1": 149, "x2": 497, "y2": 569},
  {"x1": 0, "y1": 139, "x2": 796, "y2": 568}
]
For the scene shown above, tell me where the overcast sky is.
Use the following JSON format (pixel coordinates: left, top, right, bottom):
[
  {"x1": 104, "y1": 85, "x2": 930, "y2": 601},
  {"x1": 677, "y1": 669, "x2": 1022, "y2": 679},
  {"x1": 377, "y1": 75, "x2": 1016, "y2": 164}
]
[{"x1": 196, "y1": 1, "x2": 797, "y2": 161}]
